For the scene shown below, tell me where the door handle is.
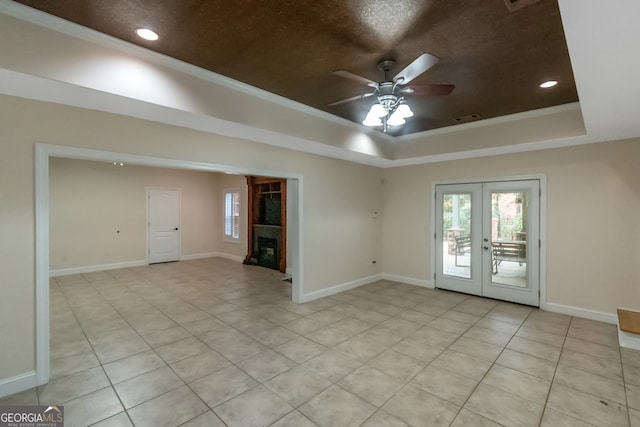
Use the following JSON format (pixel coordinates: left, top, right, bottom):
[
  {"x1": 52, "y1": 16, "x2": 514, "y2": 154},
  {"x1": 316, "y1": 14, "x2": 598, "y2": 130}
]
[
  {"x1": 174, "y1": 227, "x2": 179, "y2": 231},
  {"x1": 483, "y1": 246, "x2": 489, "y2": 250}
]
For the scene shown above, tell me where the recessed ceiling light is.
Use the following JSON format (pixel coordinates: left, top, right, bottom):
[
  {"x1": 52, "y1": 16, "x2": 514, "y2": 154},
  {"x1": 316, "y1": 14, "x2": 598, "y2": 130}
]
[
  {"x1": 540, "y1": 80, "x2": 558, "y2": 88},
  {"x1": 135, "y1": 28, "x2": 159, "y2": 41}
]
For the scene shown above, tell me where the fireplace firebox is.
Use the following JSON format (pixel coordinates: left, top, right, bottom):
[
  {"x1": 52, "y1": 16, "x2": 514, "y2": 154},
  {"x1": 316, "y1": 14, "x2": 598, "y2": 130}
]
[{"x1": 257, "y1": 237, "x2": 278, "y2": 270}]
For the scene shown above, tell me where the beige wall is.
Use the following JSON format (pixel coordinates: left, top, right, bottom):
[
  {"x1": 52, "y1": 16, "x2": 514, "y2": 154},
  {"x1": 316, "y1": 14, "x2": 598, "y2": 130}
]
[
  {"x1": 0, "y1": 124, "x2": 36, "y2": 381},
  {"x1": 2, "y1": 92, "x2": 637, "y2": 386},
  {"x1": 383, "y1": 139, "x2": 640, "y2": 315},
  {"x1": 49, "y1": 158, "x2": 222, "y2": 271},
  {"x1": 0, "y1": 94, "x2": 383, "y2": 380}
]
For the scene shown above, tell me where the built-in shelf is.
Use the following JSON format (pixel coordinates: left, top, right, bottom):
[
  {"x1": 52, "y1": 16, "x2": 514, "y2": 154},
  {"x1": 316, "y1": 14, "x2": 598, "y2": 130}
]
[{"x1": 244, "y1": 176, "x2": 287, "y2": 272}]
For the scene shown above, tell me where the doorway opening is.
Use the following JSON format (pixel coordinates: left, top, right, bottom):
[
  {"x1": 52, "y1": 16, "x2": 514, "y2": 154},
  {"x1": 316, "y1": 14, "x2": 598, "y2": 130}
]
[{"x1": 35, "y1": 143, "x2": 304, "y2": 386}]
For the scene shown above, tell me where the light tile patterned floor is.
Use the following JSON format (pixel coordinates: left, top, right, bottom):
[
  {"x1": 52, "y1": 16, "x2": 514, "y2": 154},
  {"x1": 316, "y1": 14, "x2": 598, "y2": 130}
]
[{"x1": 2, "y1": 257, "x2": 639, "y2": 426}]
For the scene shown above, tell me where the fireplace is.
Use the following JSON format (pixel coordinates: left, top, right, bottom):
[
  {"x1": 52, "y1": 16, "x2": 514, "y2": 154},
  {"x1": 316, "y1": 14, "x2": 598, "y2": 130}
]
[
  {"x1": 257, "y1": 237, "x2": 278, "y2": 270},
  {"x1": 253, "y1": 224, "x2": 281, "y2": 270}
]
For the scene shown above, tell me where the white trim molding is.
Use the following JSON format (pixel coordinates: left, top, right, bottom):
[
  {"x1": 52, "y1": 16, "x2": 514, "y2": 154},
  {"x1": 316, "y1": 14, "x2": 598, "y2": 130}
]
[
  {"x1": 300, "y1": 274, "x2": 383, "y2": 303},
  {"x1": 179, "y1": 252, "x2": 220, "y2": 262},
  {"x1": 0, "y1": 371, "x2": 37, "y2": 399},
  {"x1": 50, "y1": 260, "x2": 148, "y2": 277},
  {"x1": 35, "y1": 143, "x2": 49, "y2": 387},
  {"x1": 214, "y1": 253, "x2": 245, "y2": 263},
  {"x1": 618, "y1": 329, "x2": 640, "y2": 351},
  {"x1": 186, "y1": 252, "x2": 246, "y2": 263},
  {"x1": 382, "y1": 273, "x2": 433, "y2": 289},
  {"x1": 542, "y1": 302, "x2": 617, "y2": 324}
]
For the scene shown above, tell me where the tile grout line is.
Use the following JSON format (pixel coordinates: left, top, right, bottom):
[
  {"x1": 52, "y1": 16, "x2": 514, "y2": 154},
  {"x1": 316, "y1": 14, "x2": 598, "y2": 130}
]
[{"x1": 535, "y1": 314, "x2": 571, "y2": 427}]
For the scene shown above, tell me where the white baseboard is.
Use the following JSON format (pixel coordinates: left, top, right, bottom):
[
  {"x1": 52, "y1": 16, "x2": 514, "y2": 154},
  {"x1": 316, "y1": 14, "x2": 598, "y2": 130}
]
[
  {"x1": 618, "y1": 329, "x2": 640, "y2": 351},
  {"x1": 180, "y1": 252, "x2": 220, "y2": 261},
  {"x1": 49, "y1": 260, "x2": 147, "y2": 277},
  {"x1": 50, "y1": 252, "x2": 241, "y2": 276},
  {"x1": 0, "y1": 371, "x2": 37, "y2": 399},
  {"x1": 616, "y1": 308, "x2": 640, "y2": 351},
  {"x1": 542, "y1": 302, "x2": 617, "y2": 324},
  {"x1": 300, "y1": 274, "x2": 383, "y2": 303},
  {"x1": 214, "y1": 253, "x2": 245, "y2": 263},
  {"x1": 382, "y1": 273, "x2": 434, "y2": 289}
]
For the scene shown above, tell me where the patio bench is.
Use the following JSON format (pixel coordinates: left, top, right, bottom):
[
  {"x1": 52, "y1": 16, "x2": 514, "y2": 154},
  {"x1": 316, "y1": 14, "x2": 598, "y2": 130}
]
[
  {"x1": 492, "y1": 241, "x2": 526, "y2": 274},
  {"x1": 454, "y1": 234, "x2": 471, "y2": 266}
]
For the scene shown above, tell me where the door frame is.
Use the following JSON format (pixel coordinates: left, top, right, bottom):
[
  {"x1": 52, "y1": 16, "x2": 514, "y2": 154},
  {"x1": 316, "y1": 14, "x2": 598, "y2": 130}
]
[
  {"x1": 431, "y1": 174, "x2": 547, "y2": 307},
  {"x1": 147, "y1": 187, "x2": 182, "y2": 264},
  {"x1": 35, "y1": 143, "x2": 305, "y2": 387}
]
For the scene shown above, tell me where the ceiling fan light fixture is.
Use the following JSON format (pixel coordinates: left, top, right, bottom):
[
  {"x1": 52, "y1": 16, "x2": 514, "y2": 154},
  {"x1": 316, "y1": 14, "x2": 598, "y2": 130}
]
[
  {"x1": 135, "y1": 28, "x2": 159, "y2": 41},
  {"x1": 395, "y1": 103, "x2": 414, "y2": 118},
  {"x1": 369, "y1": 103, "x2": 388, "y2": 118},
  {"x1": 387, "y1": 111, "x2": 406, "y2": 126},
  {"x1": 363, "y1": 113, "x2": 383, "y2": 127},
  {"x1": 540, "y1": 80, "x2": 558, "y2": 88}
]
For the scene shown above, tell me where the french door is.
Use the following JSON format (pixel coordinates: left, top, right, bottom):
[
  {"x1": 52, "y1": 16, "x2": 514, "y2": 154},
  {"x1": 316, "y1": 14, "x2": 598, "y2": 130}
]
[{"x1": 435, "y1": 180, "x2": 540, "y2": 306}]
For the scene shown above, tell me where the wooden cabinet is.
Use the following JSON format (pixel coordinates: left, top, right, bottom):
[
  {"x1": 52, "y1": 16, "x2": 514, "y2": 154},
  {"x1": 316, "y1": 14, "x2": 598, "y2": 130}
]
[{"x1": 244, "y1": 176, "x2": 286, "y2": 272}]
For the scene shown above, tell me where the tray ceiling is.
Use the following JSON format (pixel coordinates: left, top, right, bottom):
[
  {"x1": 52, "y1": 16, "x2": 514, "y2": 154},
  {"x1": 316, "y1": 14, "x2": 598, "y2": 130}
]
[{"x1": 13, "y1": 0, "x2": 579, "y2": 137}]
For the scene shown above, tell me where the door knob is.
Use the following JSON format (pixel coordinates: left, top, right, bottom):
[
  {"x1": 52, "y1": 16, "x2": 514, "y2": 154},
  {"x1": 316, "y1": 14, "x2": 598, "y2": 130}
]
[
  {"x1": 483, "y1": 246, "x2": 489, "y2": 250},
  {"x1": 174, "y1": 227, "x2": 179, "y2": 231},
  {"x1": 483, "y1": 237, "x2": 489, "y2": 242}
]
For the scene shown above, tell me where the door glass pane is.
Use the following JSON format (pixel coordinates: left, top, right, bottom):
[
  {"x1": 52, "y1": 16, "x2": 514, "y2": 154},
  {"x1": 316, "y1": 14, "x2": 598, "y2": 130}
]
[
  {"x1": 442, "y1": 193, "x2": 472, "y2": 278},
  {"x1": 490, "y1": 191, "x2": 528, "y2": 287}
]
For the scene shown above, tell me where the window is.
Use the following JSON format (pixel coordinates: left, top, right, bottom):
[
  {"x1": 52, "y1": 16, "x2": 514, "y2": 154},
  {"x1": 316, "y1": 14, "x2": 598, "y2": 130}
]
[{"x1": 224, "y1": 189, "x2": 241, "y2": 241}]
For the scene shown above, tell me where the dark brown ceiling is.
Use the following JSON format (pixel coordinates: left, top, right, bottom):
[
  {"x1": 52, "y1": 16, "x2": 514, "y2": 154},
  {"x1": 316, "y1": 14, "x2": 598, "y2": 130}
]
[{"x1": 14, "y1": 0, "x2": 578, "y2": 137}]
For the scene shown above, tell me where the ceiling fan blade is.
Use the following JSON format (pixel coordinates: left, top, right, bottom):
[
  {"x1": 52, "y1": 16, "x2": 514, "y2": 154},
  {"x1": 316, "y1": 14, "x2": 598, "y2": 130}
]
[
  {"x1": 394, "y1": 53, "x2": 440, "y2": 85},
  {"x1": 328, "y1": 92, "x2": 374, "y2": 107},
  {"x1": 333, "y1": 70, "x2": 378, "y2": 88},
  {"x1": 405, "y1": 84, "x2": 455, "y2": 96}
]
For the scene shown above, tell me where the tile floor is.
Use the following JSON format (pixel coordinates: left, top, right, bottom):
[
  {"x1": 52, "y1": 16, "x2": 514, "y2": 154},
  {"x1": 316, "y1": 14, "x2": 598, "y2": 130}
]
[{"x1": 1, "y1": 257, "x2": 639, "y2": 426}]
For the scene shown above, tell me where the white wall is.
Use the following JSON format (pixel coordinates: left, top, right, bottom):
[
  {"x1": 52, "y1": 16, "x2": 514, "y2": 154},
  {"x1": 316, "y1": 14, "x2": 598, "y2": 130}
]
[
  {"x1": 382, "y1": 139, "x2": 640, "y2": 317},
  {"x1": 0, "y1": 94, "x2": 383, "y2": 381},
  {"x1": 49, "y1": 158, "x2": 221, "y2": 273}
]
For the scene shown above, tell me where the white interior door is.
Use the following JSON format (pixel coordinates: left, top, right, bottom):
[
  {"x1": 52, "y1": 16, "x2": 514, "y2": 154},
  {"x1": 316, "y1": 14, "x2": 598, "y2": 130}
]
[
  {"x1": 435, "y1": 180, "x2": 540, "y2": 306},
  {"x1": 148, "y1": 188, "x2": 180, "y2": 264}
]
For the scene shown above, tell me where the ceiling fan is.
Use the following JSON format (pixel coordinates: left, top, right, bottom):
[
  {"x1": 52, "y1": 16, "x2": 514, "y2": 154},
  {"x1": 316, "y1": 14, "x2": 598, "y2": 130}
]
[{"x1": 329, "y1": 53, "x2": 454, "y2": 131}]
